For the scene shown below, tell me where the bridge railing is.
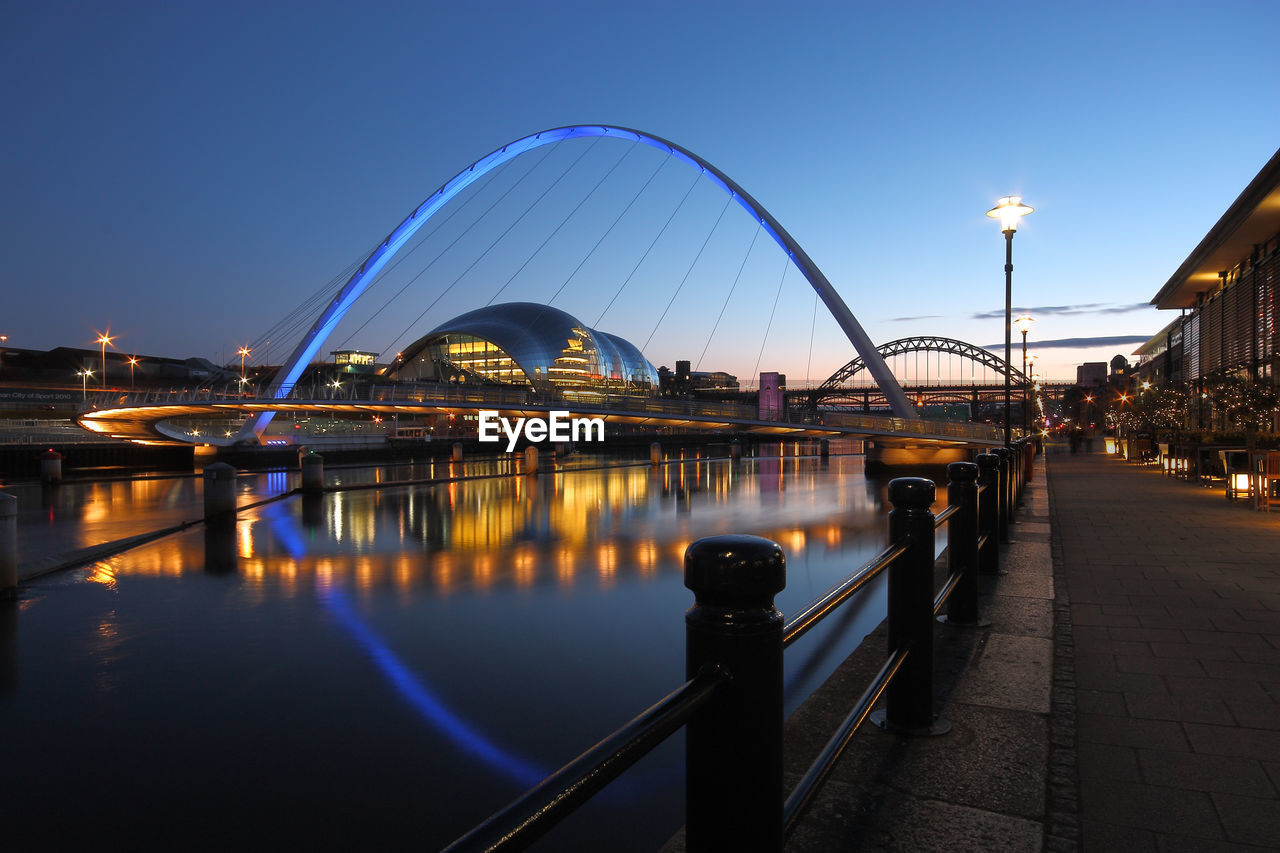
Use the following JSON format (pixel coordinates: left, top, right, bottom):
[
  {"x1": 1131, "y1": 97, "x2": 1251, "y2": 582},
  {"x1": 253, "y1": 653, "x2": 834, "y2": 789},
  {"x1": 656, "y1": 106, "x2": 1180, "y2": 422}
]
[{"x1": 442, "y1": 442, "x2": 1031, "y2": 851}]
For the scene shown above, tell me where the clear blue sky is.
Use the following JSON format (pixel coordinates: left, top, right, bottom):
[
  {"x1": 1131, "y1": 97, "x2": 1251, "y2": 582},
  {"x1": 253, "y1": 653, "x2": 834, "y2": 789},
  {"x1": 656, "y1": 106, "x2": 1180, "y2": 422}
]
[{"x1": 3, "y1": 0, "x2": 1278, "y2": 383}]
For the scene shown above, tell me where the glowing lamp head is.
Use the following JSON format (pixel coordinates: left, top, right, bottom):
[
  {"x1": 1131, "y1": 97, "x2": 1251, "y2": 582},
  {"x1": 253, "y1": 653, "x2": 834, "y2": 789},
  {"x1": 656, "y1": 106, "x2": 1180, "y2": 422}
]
[
  {"x1": 986, "y1": 195, "x2": 1034, "y2": 233},
  {"x1": 1014, "y1": 314, "x2": 1035, "y2": 335}
]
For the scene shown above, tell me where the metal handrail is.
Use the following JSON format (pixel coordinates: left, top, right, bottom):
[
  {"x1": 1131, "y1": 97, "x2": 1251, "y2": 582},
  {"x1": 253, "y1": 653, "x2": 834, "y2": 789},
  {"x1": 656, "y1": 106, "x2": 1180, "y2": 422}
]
[
  {"x1": 782, "y1": 646, "x2": 910, "y2": 831},
  {"x1": 442, "y1": 665, "x2": 729, "y2": 852},
  {"x1": 782, "y1": 541, "x2": 907, "y2": 648},
  {"x1": 440, "y1": 439, "x2": 1032, "y2": 851}
]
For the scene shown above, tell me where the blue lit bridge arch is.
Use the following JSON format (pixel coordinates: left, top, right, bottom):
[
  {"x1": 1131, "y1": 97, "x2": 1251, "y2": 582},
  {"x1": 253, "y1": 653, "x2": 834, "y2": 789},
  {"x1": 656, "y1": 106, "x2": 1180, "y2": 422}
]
[{"x1": 241, "y1": 125, "x2": 915, "y2": 442}]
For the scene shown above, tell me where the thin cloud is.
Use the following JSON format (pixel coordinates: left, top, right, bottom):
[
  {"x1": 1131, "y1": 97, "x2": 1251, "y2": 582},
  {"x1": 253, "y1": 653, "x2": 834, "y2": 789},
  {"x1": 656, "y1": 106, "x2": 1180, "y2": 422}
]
[
  {"x1": 981, "y1": 335, "x2": 1151, "y2": 350},
  {"x1": 888, "y1": 314, "x2": 945, "y2": 322},
  {"x1": 969, "y1": 302, "x2": 1150, "y2": 320}
]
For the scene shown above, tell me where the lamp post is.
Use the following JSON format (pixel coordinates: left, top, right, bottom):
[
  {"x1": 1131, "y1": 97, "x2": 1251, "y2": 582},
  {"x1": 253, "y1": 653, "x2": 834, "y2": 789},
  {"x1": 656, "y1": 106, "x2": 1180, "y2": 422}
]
[
  {"x1": 987, "y1": 196, "x2": 1033, "y2": 446},
  {"x1": 1014, "y1": 315, "x2": 1035, "y2": 432},
  {"x1": 238, "y1": 346, "x2": 251, "y2": 382},
  {"x1": 1026, "y1": 352, "x2": 1039, "y2": 431},
  {"x1": 96, "y1": 331, "x2": 115, "y2": 391},
  {"x1": 128, "y1": 356, "x2": 139, "y2": 391},
  {"x1": 79, "y1": 369, "x2": 93, "y2": 401}
]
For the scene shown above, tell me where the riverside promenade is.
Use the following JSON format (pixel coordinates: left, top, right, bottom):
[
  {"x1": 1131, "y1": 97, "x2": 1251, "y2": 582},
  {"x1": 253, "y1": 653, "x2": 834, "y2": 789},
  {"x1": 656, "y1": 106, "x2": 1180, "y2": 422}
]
[
  {"x1": 772, "y1": 447, "x2": 1279, "y2": 851},
  {"x1": 1051, "y1": 449, "x2": 1280, "y2": 851}
]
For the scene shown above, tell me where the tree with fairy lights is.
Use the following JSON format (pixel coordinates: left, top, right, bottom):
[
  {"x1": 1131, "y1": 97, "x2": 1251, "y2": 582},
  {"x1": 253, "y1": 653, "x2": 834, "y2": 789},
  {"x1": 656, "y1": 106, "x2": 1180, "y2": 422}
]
[{"x1": 1204, "y1": 373, "x2": 1280, "y2": 453}]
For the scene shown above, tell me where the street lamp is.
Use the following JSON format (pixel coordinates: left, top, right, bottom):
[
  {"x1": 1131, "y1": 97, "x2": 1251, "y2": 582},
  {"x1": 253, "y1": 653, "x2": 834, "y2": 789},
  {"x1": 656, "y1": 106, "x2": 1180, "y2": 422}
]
[
  {"x1": 1014, "y1": 315, "x2": 1035, "y2": 432},
  {"x1": 96, "y1": 331, "x2": 115, "y2": 390},
  {"x1": 79, "y1": 368, "x2": 94, "y2": 401},
  {"x1": 128, "y1": 356, "x2": 139, "y2": 391},
  {"x1": 1026, "y1": 352, "x2": 1040, "y2": 429},
  {"x1": 238, "y1": 346, "x2": 251, "y2": 382},
  {"x1": 987, "y1": 196, "x2": 1033, "y2": 446}
]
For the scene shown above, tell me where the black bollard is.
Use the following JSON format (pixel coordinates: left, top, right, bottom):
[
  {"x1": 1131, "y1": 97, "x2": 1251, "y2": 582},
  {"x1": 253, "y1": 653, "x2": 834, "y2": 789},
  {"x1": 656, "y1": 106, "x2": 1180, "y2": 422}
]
[
  {"x1": 874, "y1": 478, "x2": 950, "y2": 735},
  {"x1": 993, "y1": 447, "x2": 1010, "y2": 543},
  {"x1": 684, "y1": 535, "x2": 785, "y2": 852},
  {"x1": 943, "y1": 462, "x2": 986, "y2": 626},
  {"x1": 976, "y1": 453, "x2": 1001, "y2": 575}
]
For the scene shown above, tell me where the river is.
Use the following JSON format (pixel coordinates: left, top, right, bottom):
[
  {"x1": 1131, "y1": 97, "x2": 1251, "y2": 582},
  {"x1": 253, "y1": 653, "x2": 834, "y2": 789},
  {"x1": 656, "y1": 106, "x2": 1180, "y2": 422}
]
[{"x1": 1, "y1": 445, "x2": 920, "y2": 851}]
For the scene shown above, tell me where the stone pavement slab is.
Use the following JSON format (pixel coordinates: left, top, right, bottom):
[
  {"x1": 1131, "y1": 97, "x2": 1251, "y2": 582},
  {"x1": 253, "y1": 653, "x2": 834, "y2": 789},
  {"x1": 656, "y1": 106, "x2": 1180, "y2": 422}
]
[{"x1": 1048, "y1": 451, "x2": 1280, "y2": 852}]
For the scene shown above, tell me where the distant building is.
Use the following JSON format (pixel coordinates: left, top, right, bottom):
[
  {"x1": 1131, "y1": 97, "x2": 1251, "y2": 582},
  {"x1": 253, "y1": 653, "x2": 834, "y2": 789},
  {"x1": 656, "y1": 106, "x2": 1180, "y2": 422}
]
[
  {"x1": 758, "y1": 372, "x2": 785, "y2": 420},
  {"x1": 1076, "y1": 362, "x2": 1107, "y2": 387},
  {"x1": 330, "y1": 350, "x2": 379, "y2": 373},
  {"x1": 658, "y1": 360, "x2": 739, "y2": 396}
]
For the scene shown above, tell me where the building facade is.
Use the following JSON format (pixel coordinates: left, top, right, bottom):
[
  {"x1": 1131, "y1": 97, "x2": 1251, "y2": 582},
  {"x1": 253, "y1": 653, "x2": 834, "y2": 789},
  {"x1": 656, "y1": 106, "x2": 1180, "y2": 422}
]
[{"x1": 1148, "y1": 148, "x2": 1280, "y2": 393}]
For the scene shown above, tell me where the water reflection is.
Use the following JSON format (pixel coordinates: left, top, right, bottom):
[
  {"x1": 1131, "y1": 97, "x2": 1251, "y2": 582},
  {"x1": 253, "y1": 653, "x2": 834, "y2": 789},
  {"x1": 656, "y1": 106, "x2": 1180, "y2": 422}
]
[
  {"x1": 93, "y1": 456, "x2": 888, "y2": 600},
  {"x1": 6, "y1": 450, "x2": 908, "y2": 852}
]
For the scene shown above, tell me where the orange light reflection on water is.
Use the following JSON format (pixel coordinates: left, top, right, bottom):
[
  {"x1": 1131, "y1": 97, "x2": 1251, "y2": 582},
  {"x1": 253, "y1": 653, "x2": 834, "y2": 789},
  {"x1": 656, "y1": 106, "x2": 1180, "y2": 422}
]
[{"x1": 81, "y1": 456, "x2": 879, "y2": 601}]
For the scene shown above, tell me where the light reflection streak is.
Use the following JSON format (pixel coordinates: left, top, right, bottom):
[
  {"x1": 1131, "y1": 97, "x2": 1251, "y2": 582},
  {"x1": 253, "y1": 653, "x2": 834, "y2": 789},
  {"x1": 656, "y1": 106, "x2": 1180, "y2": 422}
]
[
  {"x1": 321, "y1": 585, "x2": 548, "y2": 787},
  {"x1": 264, "y1": 492, "x2": 550, "y2": 787}
]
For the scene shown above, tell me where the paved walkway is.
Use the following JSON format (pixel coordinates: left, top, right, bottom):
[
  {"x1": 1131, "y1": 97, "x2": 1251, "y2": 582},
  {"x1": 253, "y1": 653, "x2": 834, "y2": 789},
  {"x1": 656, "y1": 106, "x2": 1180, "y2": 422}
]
[
  {"x1": 1050, "y1": 450, "x2": 1280, "y2": 851},
  {"x1": 771, "y1": 459, "x2": 1060, "y2": 851}
]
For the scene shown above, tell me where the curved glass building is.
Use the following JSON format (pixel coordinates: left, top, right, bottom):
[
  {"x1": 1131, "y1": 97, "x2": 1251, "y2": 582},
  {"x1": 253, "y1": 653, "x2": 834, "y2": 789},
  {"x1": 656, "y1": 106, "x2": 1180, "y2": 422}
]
[{"x1": 388, "y1": 302, "x2": 659, "y2": 397}]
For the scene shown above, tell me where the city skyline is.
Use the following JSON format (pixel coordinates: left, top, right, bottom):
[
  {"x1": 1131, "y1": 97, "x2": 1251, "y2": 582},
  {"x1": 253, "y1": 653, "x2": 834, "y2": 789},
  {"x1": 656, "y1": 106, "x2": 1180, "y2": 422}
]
[{"x1": 3, "y1": 1, "x2": 1278, "y2": 383}]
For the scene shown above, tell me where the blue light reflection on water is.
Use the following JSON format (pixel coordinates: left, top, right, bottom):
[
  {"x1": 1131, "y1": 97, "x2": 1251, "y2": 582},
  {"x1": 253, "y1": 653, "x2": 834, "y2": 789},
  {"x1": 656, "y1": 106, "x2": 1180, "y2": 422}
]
[
  {"x1": 320, "y1": 585, "x2": 551, "y2": 788},
  {"x1": 264, "y1": 495, "x2": 552, "y2": 788},
  {"x1": 4, "y1": 450, "x2": 911, "y2": 851}
]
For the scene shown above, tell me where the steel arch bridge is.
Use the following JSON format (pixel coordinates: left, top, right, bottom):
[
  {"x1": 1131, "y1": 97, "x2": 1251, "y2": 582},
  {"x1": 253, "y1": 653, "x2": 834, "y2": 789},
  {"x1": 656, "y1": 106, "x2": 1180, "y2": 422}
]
[
  {"x1": 237, "y1": 124, "x2": 915, "y2": 443},
  {"x1": 805, "y1": 336, "x2": 1030, "y2": 409}
]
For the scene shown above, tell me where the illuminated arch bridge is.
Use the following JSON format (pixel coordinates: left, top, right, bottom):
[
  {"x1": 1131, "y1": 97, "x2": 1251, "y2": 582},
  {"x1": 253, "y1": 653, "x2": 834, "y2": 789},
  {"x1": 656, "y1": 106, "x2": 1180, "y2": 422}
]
[
  {"x1": 802, "y1": 336, "x2": 1035, "y2": 411},
  {"x1": 77, "y1": 127, "x2": 1013, "y2": 447}
]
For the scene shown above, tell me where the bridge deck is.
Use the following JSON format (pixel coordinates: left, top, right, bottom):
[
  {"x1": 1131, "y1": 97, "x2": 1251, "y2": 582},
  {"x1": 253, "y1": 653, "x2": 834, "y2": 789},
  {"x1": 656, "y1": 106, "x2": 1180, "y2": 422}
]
[{"x1": 76, "y1": 385, "x2": 1004, "y2": 447}]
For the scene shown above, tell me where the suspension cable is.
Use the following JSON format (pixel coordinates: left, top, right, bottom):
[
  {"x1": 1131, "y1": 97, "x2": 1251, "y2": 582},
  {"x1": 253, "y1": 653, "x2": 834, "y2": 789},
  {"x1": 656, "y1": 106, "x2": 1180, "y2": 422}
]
[
  {"x1": 693, "y1": 219, "x2": 762, "y2": 373},
  {"x1": 484, "y1": 138, "x2": 637, "y2": 307},
  {"x1": 643, "y1": 193, "x2": 732, "y2": 356},
  {"x1": 594, "y1": 169, "x2": 702, "y2": 328},
  {"x1": 333, "y1": 158, "x2": 514, "y2": 349},
  {"x1": 805, "y1": 289, "x2": 818, "y2": 384},
  {"x1": 382, "y1": 143, "x2": 563, "y2": 354},
  {"x1": 750, "y1": 258, "x2": 790, "y2": 384}
]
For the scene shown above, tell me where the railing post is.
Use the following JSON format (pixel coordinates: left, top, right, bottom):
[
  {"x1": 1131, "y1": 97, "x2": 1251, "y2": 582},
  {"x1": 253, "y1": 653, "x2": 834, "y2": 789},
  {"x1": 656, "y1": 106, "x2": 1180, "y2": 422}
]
[
  {"x1": 684, "y1": 535, "x2": 785, "y2": 853},
  {"x1": 994, "y1": 447, "x2": 1010, "y2": 542},
  {"x1": 1, "y1": 492, "x2": 16, "y2": 598},
  {"x1": 1009, "y1": 442, "x2": 1018, "y2": 502},
  {"x1": 874, "y1": 478, "x2": 949, "y2": 735},
  {"x1": 977, "y1": 453, "x2": 1000, "y2": 574},
  {"x1": 944, "y1": 461, "x2": 984, "y2": 626}
]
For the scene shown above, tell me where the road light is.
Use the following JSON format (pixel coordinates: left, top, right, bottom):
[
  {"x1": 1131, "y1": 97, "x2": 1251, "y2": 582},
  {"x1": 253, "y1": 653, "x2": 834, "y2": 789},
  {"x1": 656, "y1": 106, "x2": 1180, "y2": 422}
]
[
  {"x1": 987, "y1": 196, "x2": 1033, "y2": 446},
  {"x1": 79, "y1": 368, "x2": 94, "y2": 401},
  {"x1": 238, "y1": 346, "x2": 251, "y2": 381},
  {"x1": 127, "y1": 356, "x2": 139, "y2": 390},
  {"x1": 96, "y1": 331, "x2": 115, "y2": 390},
  {"x1": 1015, "y1": 315, "x2": 1035, "y2": 432}
]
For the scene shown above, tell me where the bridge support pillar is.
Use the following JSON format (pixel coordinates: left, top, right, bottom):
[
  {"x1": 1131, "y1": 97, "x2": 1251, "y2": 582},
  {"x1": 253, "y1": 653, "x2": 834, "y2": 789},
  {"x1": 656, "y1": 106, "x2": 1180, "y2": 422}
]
[
  {"x1": 301, "y1": 453, "x2": 324, "y2": 492},
  {"x1": 452, "y1": 442, "x2": 463, "y2": 463},
  {"x1": 523, "y1": 444, "x2": 539, "y2": 475},
  {"x1": 39, "y1": 450, "x2": 62, "y2": 484},
  {"x1": 650, "y1": 442, "x2": 662, "y2": 466},
  {"x1": 819, "y1": 438, "x2": 830, "y2": 459},
  {"x1": 1, "y1": 493, "x2": 16, "y2": 598},
  {"x1": 203, "y1": 463, "x2": 237, "y2": 520},
  {"x1": 730, "y1": 439, "x2": 741, "y2": 462}
]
